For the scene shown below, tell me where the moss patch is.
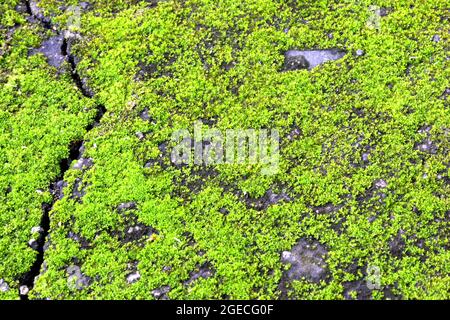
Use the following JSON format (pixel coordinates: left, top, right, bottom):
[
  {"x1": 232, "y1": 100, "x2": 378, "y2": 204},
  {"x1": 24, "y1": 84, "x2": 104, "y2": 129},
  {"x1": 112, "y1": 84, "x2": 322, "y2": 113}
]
[{"x1": 1, "y1": 0, "x2": 449, "y2": 299}]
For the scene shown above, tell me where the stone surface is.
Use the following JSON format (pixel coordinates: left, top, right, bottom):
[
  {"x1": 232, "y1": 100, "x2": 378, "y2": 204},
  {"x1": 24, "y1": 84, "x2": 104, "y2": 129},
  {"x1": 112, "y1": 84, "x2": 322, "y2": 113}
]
[
  {"x1": 117, "y1": 202, "x2": 137, "y2": 212},
  {"x1": 281, "y1": 239, "x2": 328, "y2": 283},
  {"x1": 284, "y1": 49, "x2": 346, "y2": 71},
  {"x1": 72, "y1": 158, "x2": 94, "y2": 170},
  {"x1": 34, "y1": 36, "x2": 65, "y2": 68},
  {"x1": 152, "y1": 285, "x2": 171, "y2": 300},
  {"x1": 67, "y1": 265, "x2": 91, "y2": 290},
  {"x1": 19, "y1": 285, "x2": 29, "y2": 296},
  {"x1": 126, "y1": 271, "x2": 141, "y2": 284},
  {"x1": 0, "y1": 279, "x2": 9, "y2": 292},
  {"x1": 31, "y1": 226, "x2": 44, "y2": 234},
  {"x1": 374, "y1": 179, "x2": 388, "y2": 189}
]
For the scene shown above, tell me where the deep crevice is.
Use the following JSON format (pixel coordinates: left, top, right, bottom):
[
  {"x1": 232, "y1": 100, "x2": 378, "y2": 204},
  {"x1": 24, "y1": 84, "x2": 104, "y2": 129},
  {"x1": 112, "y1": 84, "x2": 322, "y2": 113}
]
[
  {"x1": 19, "y1": 204, "x2": 50, "y2": 300},
  {"x1": 24, "y1": 0, "x2": 53, "y2": 30},
  {"x1": 19, "y1": 1, "x2": 107, "y2": 299},
  {"x1": 24, "y1": 0, "x2": 32, "y2": 15},
  {"x1": 60, "y1": 140, "x2": 84, "y2": 173},
  {"x1": 87, "y1": 104, "x2": 107, "y2": 130},
  {"x1": 61, "y1": 38, "x2": 94, "y2": 99},
  {"x1": 19, "y1": 141, "x2": 85, "y2": 300}
]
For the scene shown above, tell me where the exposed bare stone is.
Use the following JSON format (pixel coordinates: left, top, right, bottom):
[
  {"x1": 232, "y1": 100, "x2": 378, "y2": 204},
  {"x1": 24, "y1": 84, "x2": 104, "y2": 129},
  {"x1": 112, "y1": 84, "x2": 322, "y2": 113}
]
[
  {"x1": 416, "y1": 139, "x2": 438, "y2": 154},
  {"x1": 343, "y1": 280, "x2": 372, "y2": 300},
  {"x1": 72, "y1": 157, "x2": 94, "y2": 170},
  {"x1": 184, "y1": 263, "x2": 214, "y2": 286},
  {"x1": 432, "y1": 35, "x2": 441, "y2": 43},
  {"x1": 313, "y1": 203, "x2": 343, "y2": 214},
  {"x1": 33, "y1": 35, "x2": 65, "y2": 68},
  {"x1": 117, "y1": 202, "x2": 137, "y2": 212},
  {"x1": 31, "y1": 226, "x2": 44, "y2": 234},
  {"x1": 136, "y1": 132, "x2": 145, "y2": 140},
  {"x1": 67, "y1": 265, "x2": 91, "y2": 290},
  {"x1": 152, "y1": 285, "x2": 171, "y2": 300},
  {"x1": 284, "y1": 49, "x2": 346, "y2": 71},
  {"x1": 281, "y1": 239, "x2": 328, "y2": 283},
  {"x1": 28, "y1": 239, "x2": 39, "y2": 250},
  {"x1": 19, "y1": 285, "x2": 29, "y2": 296},
  {"x1": 140, "y1": 108, "x2": 151, "y2": 121},
  {"x1": 0, "y1": 279, "x2": 9, "y2": 292},
  {"x1": 374, "y1": 179, "x2": 388, "y2": 189},
  {"x1": 126, "y1": 272, "x2": 141, "y2": 284}
]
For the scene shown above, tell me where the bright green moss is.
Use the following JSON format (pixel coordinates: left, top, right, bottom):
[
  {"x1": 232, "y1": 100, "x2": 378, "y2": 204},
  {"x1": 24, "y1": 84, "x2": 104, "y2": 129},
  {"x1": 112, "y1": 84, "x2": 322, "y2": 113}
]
[{"x1": 1, "y1": 0, "x2": 449, "y2": 299}]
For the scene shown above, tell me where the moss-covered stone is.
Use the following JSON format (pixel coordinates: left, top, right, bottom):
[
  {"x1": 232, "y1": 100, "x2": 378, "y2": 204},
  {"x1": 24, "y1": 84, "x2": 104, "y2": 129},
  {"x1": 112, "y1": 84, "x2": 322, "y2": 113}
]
[{"x1": 1, "y1": 0, "x2": 449, "y2": 299}]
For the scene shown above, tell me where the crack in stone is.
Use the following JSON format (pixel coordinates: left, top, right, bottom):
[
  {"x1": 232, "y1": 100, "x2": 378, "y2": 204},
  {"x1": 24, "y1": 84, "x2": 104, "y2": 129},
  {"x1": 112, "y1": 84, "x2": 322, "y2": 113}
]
[
  {"x1": 19, "y1": 0, "x2": 106, "y2": 300},
  {"x1": 61, "y1": 37, "x2": 95, "y2": 98}
]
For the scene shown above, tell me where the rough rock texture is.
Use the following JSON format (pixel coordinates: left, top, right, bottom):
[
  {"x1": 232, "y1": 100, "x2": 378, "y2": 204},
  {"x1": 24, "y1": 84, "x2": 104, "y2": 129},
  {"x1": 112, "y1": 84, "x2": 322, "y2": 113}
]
[
  {"x1": 281, "y1": 239, "x2": 328, "y2": 283},
  {"x1": 284, "y1": 49, "x2": 346, "y2": 71},
  {"x1": 1, "y1": 0, "x2": 450, "y2": 301}
]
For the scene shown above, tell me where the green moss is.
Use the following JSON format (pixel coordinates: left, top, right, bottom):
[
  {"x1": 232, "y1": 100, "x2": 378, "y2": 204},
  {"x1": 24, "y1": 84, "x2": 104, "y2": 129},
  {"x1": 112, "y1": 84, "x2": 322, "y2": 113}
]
[{"x1": 1, "y1": 0, "x2": 449, "y2": 299}]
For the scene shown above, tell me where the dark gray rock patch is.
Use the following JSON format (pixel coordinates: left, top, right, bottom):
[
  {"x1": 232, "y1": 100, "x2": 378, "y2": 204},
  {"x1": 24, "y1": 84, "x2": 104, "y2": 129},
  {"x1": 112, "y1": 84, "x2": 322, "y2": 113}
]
[
  {"x1": 415, "y1": 125, "x2": 438, "y2": 154},
  {"x1": 72, "y1": 157, "x2": 93, "y2": 170},
  {"x1": 126, "y1": 271, "x2": 141, "y2": 284},
  {"x1": 71, "y1": 177, "x2": 88, "y2": 201},
  {"x1": 415, "y1": 138, "x2": 438, "y2": 154},
  {"x1": 33, "y1": 35, "x2": 66, "y2": 68},
  {"x1": 67, "y1": 231, "x2": 91, "y2": 249},
  {"x1": 440, "y1": 88, "x2": 450, "y2": 100},
  {"x1": 312, "y1": 203, "x2": 343, "y2": 214},
  {"x1": 66, "y1": 265, "x2": 91, "y2": 291},
  {"x1": 28, "y1": 239, "x2": 39, "y2": 251},
  {"x1": 343, "y1": 279, "x2": 372, "y2": 300},
  {"x1": 283, "y1": 49, "x2": 346, "y2": 71},
  {"x1": 373, "y1": 179, "x2": 388, "y2": 189},
  {"x1": 0, "y1": 279, "x2": 9, "y2": 293},
  {"x1": 243, "y1": 188, "x2": 292, "y2": 211},
  {"x1": 286, "y1": 126, "x2": 302, "y2": 142},
  {"x1": 184, "y1": 262, "x2": 214, "y2": 286},
  {"x1": 389, "y1": 230, "x2": 406, "y2": 258},
  {"x1": 281, "y1": 239, "x2": 328, "y2": 283},
  {"x1": 117, "y1": 202, "x2": 137, "y2": 212},
  {"x1": 140, "y1": 108, "x2": 151, "y2": 121},
  {"x1": 113, "y1": 210, "x2": 158, "y2": 246},
  {"x1": 135, "y1": 61, "x2": 157, "y2": 81},
  {"x1": 152, "y1": 285, "x2": 171, "y2": 300},
  {"x1": 51, "y1": 179, "x2": 67, "y2": 200},
  {"x1": 126, "y1": 261, "x2": 140, "y2": 284}
]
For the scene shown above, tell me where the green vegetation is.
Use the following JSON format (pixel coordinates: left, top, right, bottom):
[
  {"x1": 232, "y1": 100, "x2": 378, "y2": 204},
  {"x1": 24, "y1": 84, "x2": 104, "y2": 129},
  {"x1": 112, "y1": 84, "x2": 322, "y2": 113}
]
[{"x1": 1, "y1": 0, "x2": 449, "y2": 299}]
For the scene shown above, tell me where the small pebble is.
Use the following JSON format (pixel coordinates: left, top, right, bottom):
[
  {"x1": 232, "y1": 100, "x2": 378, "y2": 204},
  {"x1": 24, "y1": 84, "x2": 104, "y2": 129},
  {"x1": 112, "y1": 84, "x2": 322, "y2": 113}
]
[
  {"x1": 281, "y1": 251, "x2": 292, "y2": 262},
  {"x1": 19, "y1": 285, "x2": 29, "y2": 296},
  {"x1": 73, "y1": 158, "x2": 93, "y2": 170},
  {"x1": 432, "y1": 35, "x2": 440, "y2": 43},
  {"x1": 28, "y1": 239, "x2": 39, "y2": 250},
  {"x1": 117, "y1": 202, "x2": 137, "y2": 211},
  {"x1": 374, "y1": 179, "x2": 388, "y2": 189},
  {"x1": 126, "y1": 272, "x2": 141, "y2": 284},
  {"x1": 152, "y1": 286, "x2": 171, "y2": 299},
  {"x1": 362, "y1": 152, "x2": 370, "y2": 162},
  {"x1": 0, "y1": 279, "x2": 9, "y2": 292},
  {"x1": 136, "y1": 132, "x2": 145, "y2": 140},
  {"x1": 140, "y1": 108, "x2": 151, "y2": 121},
  {"x1": 31, "y1": 226, "x2": 43, "y2": 234}
]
